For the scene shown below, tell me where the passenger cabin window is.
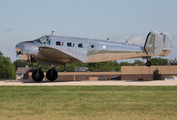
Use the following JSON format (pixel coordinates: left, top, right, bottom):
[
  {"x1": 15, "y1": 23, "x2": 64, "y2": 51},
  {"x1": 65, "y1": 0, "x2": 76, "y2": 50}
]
[
  {"x1": 56, "y1": 41, "x2": 63, "y2": 46},
  {"x1": 78, "y1": 43, "x2": 84, "y2": 48},
  {"x1": 67, "y1": 42, "x2": 75, "y2": 47}
]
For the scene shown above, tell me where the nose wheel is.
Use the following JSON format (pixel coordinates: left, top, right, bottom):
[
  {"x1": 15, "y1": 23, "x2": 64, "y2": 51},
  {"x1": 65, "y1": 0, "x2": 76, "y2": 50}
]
[
  {"x1": 46, "y1": 68, "x2": 58, "y2": 81},
  {"x1": 146, "y1": 61, "x2": 151, "y2": 67},
  {"x1": 32, "y1": 69, "x2": 44, "y2": 82}
]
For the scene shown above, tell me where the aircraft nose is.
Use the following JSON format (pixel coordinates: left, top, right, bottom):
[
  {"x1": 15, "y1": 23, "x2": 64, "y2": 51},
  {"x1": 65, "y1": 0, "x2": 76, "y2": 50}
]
[
  {"x1": 15, "y1": 42, "x2": 38, "y2": 55},
  {"x1": 15, "y1": 42, "x2": 23, "y2": 52},
  {"x1": 15, "y1": 42, "x2": 24, "y2": 57}
]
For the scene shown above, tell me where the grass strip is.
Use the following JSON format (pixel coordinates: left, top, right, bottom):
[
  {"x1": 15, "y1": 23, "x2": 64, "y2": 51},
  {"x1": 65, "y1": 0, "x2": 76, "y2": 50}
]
[{"x1": 0, "y1": 86, "x2": 176, "y2": 120}]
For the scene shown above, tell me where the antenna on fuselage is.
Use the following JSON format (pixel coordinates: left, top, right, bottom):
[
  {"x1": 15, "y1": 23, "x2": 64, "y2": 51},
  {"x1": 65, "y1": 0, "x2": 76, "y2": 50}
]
[
  {"x1": 107, "y1": 37, "x2": 110, "y2": 42},
  {"x1": 126, "y1": 39, "x2": 129, "y2": 44},
  {"x1": 51, "y1": 31, "x2": 55, "y2": 36}
]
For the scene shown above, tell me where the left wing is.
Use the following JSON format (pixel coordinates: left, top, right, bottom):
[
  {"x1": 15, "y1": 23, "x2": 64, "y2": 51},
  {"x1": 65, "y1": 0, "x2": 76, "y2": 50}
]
[{"x1": 36, "y1": 46, "x2": 84, "y2": 63}]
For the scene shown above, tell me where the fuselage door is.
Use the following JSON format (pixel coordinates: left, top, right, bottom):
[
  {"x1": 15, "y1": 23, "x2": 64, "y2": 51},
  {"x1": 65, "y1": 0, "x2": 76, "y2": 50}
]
[{"x1": 75, "y1": 40, "x2": 88, "y2": 62}]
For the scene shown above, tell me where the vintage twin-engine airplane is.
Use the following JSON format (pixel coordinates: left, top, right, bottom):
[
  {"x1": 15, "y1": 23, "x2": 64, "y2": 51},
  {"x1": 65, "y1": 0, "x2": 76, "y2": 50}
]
[{"x1": 15, "y1": 31, "x2": 172, "y2": 82}]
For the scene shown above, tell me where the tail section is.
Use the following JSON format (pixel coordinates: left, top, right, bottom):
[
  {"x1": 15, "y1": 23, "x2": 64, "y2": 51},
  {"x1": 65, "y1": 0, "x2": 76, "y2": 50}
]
[
  {"x1": 159, "y1": 32, "x2": 172, "y2": 56},
  {"x1": 144, "y1": 31, "x2": 172, "y2": 57}
]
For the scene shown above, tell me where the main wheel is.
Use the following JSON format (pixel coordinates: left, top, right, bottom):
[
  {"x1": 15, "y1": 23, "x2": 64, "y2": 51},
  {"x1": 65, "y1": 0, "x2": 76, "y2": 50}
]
[
  {"x1": 146, "y1": 61, "x2": 151, "y2": 67},
  {"x1": 46, "y1": 69, "x2": 58, "y2": 81},
  {"x1": 32, "y1": 70, "x2": 44, "y2": 82}
]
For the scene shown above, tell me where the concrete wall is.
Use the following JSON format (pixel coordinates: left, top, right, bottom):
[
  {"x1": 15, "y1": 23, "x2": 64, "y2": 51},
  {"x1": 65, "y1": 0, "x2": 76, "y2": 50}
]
[
  {"x1": 28, "y1": 72, "x2": 121, "y2": 81},
  {"x1": 121, "y1": 66, "x2": 177, "y2": 80},
  {"x1": 122, "y1": 66, "x2": 177, "y2": 74},
  {"x1": 27, "y1": 66, "x2": 177, "y2": 81}
]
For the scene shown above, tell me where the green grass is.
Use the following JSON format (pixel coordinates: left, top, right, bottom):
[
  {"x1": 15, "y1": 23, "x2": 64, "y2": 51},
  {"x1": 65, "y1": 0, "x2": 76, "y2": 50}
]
[{"x1": 0, "y1": 86, "x2": 177, "y2": 120}]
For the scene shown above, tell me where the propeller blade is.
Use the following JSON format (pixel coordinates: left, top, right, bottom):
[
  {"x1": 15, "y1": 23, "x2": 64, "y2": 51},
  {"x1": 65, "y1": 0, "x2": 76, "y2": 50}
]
[{"x1": 16, "y1": 51, "x2": 21, "y2": 58}]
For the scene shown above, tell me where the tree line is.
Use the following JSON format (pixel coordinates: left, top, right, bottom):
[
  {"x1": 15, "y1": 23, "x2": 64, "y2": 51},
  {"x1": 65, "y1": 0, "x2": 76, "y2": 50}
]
[
  {"x1": 0, "y1": 51, "x2": 168, "y2": 79},
  {"x1": 0, "y1": 51, "x2": 16, "y2": 79}
]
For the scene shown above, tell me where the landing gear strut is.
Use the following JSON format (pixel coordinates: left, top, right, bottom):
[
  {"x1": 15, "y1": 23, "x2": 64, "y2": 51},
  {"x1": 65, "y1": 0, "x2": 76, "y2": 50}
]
[
  {"x1": 46, "y1": 68, "x2": 58, "y2": 81},
  {"x1": 32, "y1": 69, "x2": 44, "y2": 82}
]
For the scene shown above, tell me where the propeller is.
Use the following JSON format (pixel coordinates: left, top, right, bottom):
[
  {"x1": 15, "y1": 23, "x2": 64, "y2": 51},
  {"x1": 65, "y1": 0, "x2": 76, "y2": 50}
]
[{"x1": 16, "y1": 51, "x2": 21, "y2": 58}]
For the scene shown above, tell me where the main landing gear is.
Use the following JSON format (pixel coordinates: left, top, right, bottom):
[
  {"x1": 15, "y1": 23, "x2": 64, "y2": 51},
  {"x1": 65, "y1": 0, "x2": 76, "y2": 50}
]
[
  {"x1": 32, "y1": 69, "x2": 44, "y2": 82},
  {"x1": 46, "y1": 68, "x2": 58, "y2": 81},
  {"x1": 32, "y1": 67, "x2": 58, "y2": 82}
]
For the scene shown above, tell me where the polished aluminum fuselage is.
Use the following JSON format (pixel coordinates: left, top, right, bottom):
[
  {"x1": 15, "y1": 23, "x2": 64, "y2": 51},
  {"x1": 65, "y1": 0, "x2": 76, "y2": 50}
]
[{"x1": 15, "y1": 31, "x2": 172, "y2": 65}]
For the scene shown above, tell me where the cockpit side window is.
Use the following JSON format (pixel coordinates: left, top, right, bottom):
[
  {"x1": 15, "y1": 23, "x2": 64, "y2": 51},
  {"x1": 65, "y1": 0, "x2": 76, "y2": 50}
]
[{"x1": 36, "y1": 37, "x2": 50, "y2": 44}]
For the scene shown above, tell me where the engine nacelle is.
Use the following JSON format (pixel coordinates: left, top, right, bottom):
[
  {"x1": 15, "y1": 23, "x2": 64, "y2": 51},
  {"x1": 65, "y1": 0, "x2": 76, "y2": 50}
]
[{"x1": 21, "y1": 54, "x2": 36, "y2": 63}]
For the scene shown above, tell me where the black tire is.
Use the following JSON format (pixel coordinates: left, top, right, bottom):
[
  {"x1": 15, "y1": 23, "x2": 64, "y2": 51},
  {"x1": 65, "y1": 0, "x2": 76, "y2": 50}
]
[
  {"x1": 46, "y1": 69, "x2": 58, "y2": 81},
  {"x1": 146, "y1": 61, "x2": 151, "y2": 67},
  {"x1": 32, "y1": 70, "x2": 44, "y2": 82}
]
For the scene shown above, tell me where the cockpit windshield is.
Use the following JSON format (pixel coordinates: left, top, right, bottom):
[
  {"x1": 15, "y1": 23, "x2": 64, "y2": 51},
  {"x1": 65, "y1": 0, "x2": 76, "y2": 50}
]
[{"x1": 35, "y1": 36, "x2": 50, "y2": 44}]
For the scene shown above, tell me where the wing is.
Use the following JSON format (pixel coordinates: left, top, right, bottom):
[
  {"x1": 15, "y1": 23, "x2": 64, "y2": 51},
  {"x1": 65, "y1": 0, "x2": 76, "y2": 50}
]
[{"x1": 36, "y1": 46, "x2": 83, "y2": 63}]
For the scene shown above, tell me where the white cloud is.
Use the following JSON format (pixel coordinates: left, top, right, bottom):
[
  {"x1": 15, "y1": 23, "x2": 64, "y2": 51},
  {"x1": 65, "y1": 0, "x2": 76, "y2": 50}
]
[
  {"x1": 172, "y1": 33, "x2": 177, "y2": 39},
  {"x1": 174, "y1": 41, "x2": 177, "y2": 47},
  {"x1": 129, "y1": 36, "x2": 144, "y2": 45},
  {"x1": 172, "y1": 33, "x2": 177, "y2": 47},
  {"x1": 4, "y1": 28, "x2": 14, "y2": 32},
  {"x1": 115, "y1": 36, "x2": 129, "y2": 43},
  {"x1": 115, "y1": 35, "x2": 144, "y2": 46}
]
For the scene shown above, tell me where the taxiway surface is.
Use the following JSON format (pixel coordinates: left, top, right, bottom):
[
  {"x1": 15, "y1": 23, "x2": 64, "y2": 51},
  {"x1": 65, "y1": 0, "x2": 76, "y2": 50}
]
[{"x1": 0, "y1": 80, "x2": 177, "y2": 86}]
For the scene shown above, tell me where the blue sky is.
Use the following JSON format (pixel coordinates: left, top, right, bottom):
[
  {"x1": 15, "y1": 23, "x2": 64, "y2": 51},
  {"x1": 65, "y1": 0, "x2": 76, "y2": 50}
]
[{"x1": 0, "y1": 0, "x2": 177, "y2": 62}]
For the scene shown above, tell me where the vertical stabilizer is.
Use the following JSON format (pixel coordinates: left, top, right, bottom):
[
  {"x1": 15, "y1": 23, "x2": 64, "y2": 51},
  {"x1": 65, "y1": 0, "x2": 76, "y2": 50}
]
[
  {"x1": 159, "y1": 32, "x2": 172, "y2": 56},
  {"x1": 144, "y1": 31, "x2": 164, "y2": 56}
]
